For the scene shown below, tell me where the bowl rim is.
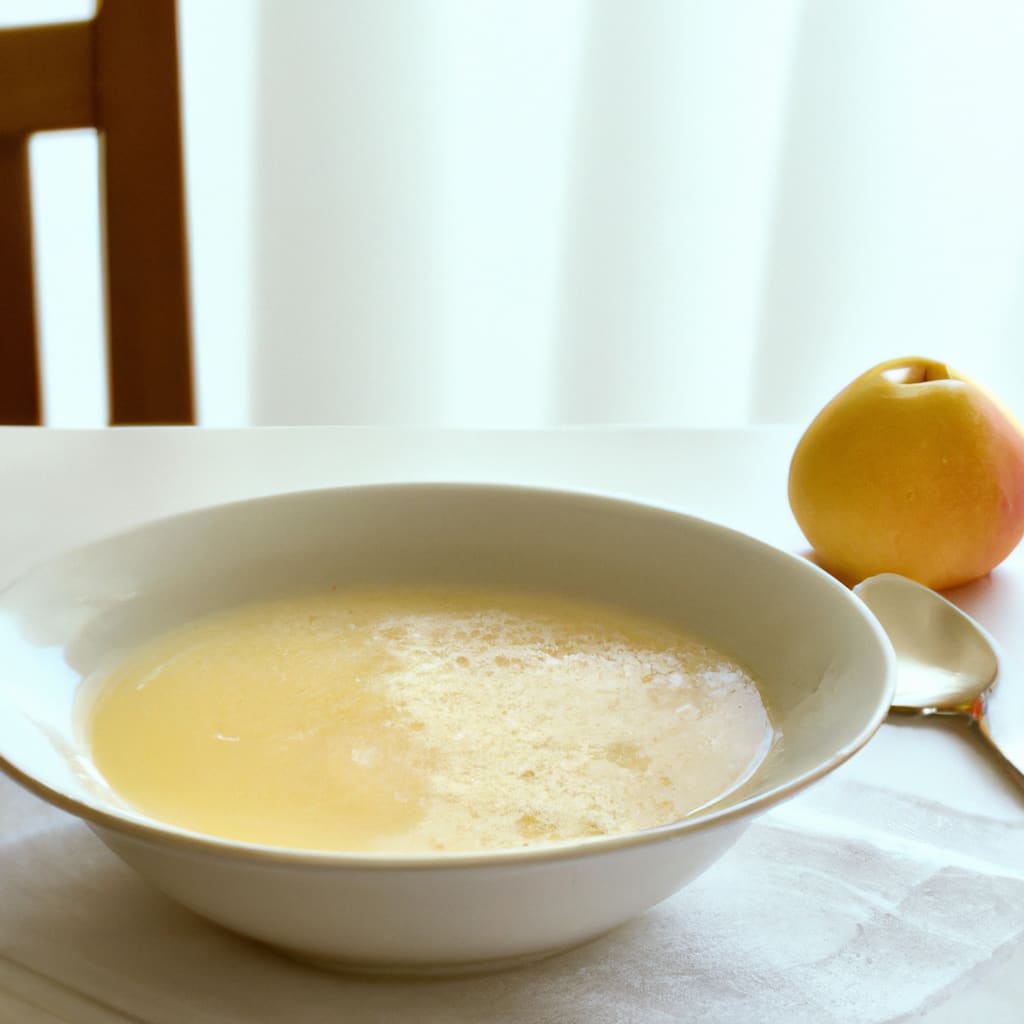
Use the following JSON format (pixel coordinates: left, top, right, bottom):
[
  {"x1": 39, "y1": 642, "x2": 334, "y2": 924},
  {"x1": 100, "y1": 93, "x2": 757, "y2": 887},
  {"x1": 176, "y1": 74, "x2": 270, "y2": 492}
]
[{"x1": 0, "y1": 481, "x2": 897, "y2": 871}]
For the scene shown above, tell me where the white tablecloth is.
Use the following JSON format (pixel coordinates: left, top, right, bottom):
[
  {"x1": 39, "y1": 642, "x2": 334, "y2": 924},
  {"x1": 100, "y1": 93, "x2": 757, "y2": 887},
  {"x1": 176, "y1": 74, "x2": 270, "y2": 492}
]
[{"x1": 1, "y1": 427, "x2": 1021, "y2": 1022}]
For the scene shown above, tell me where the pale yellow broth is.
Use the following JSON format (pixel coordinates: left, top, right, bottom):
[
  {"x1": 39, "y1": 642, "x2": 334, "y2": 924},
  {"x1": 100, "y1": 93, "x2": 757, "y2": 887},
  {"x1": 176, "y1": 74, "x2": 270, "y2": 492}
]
[{"x1": 85, "y1": 586, "x2": 771, "y2": 853}]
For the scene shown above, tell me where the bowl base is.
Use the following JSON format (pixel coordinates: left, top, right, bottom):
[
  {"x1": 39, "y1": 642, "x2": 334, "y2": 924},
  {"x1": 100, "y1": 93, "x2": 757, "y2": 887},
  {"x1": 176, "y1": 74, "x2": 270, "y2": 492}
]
[{"x1": 280, "y1": 936, "x2": 596, "y2": 979}]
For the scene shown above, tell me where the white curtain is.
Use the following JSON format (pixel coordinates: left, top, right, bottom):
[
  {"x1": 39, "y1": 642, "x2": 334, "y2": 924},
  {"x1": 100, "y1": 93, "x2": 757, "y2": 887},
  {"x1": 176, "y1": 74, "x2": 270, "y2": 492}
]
[
  {"x1": 250, "y1": 0, "x2": 800, "y2": 426},
  {"x1": 14, "y1": 0, "x2": 1024, "y2": 427},
  {"x1": 245, "y1": 0, "x2": 1024, "y2": 428}
]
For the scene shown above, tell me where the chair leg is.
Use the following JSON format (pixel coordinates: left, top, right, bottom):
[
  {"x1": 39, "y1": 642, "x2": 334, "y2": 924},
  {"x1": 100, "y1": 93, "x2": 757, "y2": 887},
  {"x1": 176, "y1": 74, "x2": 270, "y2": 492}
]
[
  {"x1": 95, "y1": 0, "x2": 194, "y2": 425},
  {"x1": 0, "y1": 136, "x2": 41, "y2": 426}
]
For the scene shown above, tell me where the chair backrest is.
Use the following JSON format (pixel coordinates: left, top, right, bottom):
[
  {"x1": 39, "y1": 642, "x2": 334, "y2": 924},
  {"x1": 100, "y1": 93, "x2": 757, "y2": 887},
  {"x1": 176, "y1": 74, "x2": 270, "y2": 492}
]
[{"x1": 0, "y1": 0, "x2": 193, "y2": 425}]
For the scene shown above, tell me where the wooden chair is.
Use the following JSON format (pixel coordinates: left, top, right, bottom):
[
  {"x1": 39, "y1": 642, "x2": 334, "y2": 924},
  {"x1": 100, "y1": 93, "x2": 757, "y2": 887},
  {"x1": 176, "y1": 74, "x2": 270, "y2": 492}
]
[{"x1": 0, "y1": 0, "x2": 193, "y2": 425}]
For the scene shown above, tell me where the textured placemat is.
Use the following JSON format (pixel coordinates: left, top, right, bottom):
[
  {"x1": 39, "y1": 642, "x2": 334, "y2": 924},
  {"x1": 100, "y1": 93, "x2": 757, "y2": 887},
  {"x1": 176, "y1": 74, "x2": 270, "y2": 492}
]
[{"x1": 2, "y1": 772, "x2": 1023, "y2": 1024}]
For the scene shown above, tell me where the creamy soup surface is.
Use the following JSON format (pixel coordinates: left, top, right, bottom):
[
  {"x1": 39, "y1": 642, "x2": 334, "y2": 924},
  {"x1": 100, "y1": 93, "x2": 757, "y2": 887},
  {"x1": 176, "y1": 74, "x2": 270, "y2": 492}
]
[{"x1": 85, "y1": 586, "x2": 771, "y2": 853}]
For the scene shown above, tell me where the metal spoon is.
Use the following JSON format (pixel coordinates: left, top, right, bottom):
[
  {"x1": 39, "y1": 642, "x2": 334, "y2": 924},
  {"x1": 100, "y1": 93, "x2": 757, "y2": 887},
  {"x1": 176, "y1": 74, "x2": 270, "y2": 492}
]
[{"x1": 853, "y1": 573, "x2": 1024, "y2": 788}]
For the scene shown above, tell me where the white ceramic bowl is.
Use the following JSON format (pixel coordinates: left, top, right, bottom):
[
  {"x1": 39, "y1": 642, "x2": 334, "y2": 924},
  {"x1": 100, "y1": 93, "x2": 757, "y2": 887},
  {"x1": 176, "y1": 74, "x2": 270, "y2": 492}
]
[{"x1": 0, "y1": 484, "x2": 895, "y2": 974}]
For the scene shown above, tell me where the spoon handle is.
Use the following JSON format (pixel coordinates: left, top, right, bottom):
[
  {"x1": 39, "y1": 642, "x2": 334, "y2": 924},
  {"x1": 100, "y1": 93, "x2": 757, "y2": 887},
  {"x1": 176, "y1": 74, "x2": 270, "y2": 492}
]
[{"x1": 971, "y1": 680, "x2": 1024, "y2": 790}]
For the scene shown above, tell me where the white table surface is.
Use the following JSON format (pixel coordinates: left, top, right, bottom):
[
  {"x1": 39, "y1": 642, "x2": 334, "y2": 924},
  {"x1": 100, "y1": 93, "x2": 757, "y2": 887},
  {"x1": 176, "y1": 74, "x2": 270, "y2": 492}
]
[{"x1": 1, "y1": 426, "x2": 1022, "y2": 1023}]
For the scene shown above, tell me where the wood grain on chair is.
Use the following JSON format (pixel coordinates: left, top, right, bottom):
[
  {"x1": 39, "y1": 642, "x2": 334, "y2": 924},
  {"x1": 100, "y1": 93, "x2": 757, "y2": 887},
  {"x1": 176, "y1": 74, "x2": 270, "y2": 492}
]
[{"x1": 0, "y1": 0, "x2": 194, "y2": 425}]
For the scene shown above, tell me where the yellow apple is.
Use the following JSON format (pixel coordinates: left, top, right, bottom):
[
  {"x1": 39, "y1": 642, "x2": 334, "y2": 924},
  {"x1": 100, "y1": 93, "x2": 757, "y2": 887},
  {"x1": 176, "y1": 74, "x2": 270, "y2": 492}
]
[{"x1": 788, "y1": 356, "x2": 1024, "y2": 590}]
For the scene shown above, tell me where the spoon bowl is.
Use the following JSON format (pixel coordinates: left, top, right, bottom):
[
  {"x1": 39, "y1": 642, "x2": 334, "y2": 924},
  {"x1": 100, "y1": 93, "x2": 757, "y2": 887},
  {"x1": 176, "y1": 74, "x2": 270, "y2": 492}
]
[{"x1": 854, "y1": 573, "x2": 1024, "y2": 787}]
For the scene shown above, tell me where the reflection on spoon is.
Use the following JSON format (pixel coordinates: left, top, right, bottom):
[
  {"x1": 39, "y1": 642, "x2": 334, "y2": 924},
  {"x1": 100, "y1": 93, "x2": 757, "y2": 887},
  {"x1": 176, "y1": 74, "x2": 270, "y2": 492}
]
[{"x1": 854, "y1": 573, "x2": 1024, "y2": 790}]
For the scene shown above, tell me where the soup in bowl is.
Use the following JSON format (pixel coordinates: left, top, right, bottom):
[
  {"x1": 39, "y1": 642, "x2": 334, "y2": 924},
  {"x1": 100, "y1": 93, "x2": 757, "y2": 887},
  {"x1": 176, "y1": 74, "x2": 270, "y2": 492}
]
[{"x1": 0, "y1": 484, "x2": 895, "y2": 974}]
